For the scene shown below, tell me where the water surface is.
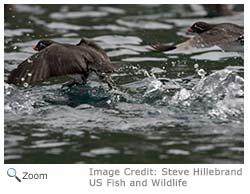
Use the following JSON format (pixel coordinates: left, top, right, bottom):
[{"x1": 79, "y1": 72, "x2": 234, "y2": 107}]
[{"x1": 4, "y1": 4, "x2": 244, "y2": 164}]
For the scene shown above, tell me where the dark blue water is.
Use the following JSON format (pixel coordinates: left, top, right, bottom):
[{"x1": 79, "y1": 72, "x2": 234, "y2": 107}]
[{"x1": 4, "y1": 4, "x2": 244, "y2": 164}]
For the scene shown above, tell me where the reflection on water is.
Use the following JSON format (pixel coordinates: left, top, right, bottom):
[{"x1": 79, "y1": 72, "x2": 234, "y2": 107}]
[{"x1": 4, "y1": 4, "x2": 244, "y2": 164}]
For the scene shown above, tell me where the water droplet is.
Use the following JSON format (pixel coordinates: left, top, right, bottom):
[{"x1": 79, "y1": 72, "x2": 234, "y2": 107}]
[
  {"x1": 27, "y1": 73, "x2": 32, "y2": 77},
  {"x1": 143, "y1": 69, "x2": 150, "y2": 77},
  {"x1": 13, "y1": 46, "x2": 17, "y2": 50},
  {"x1": 21, "y1": 77, "x2": 25, "y2": 81},
  {"x1": 235, "y1": 76, "x2": 244, "y2": 84},
  {"x1": 23, "y1": 82, "x2": 29, "y2": 88},
  {"x1": 194, "y1": 63, "x2": 199, "y2": 69},
  {"x1": 237, "y1": 90, "x2": 244, "y2": 97},
  {"x1": 144, "y1": 79, "x2": 163, "y2": 96},
  {"x1": 27, "y1": 58, "x2": 33, "y2": 63},
  {"x1": 197, "y1": 69, "x2": 206, "y2": 78},
  {"x1": 107, "y1": 100, "x2": 111, "y2": 104},
  {"x1": 12, "y1": 15, "x2": 15, "y2": 18}
]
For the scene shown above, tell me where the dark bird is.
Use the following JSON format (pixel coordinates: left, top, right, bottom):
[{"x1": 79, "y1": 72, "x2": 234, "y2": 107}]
[
  {"x1": 7, "y1": 38, "x2": 121, "y2": 89},
  {"x1": 151, "y1": 21, "x2": 244, "y2": 53}
]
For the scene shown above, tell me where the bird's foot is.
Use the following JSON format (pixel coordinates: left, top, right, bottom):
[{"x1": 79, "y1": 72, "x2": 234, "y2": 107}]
[
  {"x1": 95, "y1": 71, "x2": 115, "y2": 90},
  {"x1": 61, "y1": 80, "x2": 78, "y2": 90},
  {"x1": 104, "y1": 76, "x2": 116, "y2": 90}
]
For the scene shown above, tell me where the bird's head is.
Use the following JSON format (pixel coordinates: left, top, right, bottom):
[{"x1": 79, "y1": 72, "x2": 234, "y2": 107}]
[
  {"x1": 32, "y1": 40, "x2": 55, "y2": 51},
  {"x1": 188, "y1": 22, "x2": 215, "y2": 34}
]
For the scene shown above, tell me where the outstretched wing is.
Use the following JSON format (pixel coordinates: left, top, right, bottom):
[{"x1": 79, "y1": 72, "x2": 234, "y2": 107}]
[{"x1": 7, "y1": 44, "x2": 88, "y2": 85}]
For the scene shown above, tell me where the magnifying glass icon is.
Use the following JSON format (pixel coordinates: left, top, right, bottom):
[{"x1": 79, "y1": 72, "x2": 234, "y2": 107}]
[{"x1": 7, "y1": 168, "x2": 21, "y2": 182}]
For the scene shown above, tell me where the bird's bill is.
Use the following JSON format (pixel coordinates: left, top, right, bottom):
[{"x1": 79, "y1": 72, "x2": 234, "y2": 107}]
[
  {"x1": 187, "y1": 27, "x2": 193, "y2": 32},
  {"x1": 32, "y1": 45, "x2": 38, "y2": 51}
]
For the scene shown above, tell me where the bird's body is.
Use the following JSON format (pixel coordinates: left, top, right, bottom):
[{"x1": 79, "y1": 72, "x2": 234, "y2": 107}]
[
  {"x1": 7, "y1": 38, "x2": 120, "y2": 88},
  {"x1": 151, "y1": 22, "x2": 244, "y2": 53}
]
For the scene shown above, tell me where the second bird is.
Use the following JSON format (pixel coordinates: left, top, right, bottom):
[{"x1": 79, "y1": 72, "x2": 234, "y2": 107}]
[{"x1": 151, "y1": 21, "x2": 244, "y2": 53}]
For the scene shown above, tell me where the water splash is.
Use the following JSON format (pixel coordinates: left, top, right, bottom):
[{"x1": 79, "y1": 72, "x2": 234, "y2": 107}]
[{"x1": 170, "y1": 69, "x2": 243, "y2": 122}]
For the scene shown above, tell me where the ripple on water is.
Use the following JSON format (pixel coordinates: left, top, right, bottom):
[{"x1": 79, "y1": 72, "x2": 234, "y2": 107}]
[
  {"x1": 116, "y1": 19, "x2": 173, "y2": 30},
  {"x1": 94, "y1": 35, "x2": 142, "y2": 45},
  {"x1": 46, "y1": 148, "x2": 64, "y2": 155},
  {"x1": 92, "y1": 24, "x2": 128, "y2": 32},
  {"x1": 50, "y1": 11, "x2": 109, "y2": 20},
  {"x1": 194, "y1": 145, "x2": 215, "y2": 152},
  {"x1": 15, "y1": 4, "x2": 45, "y2": 15},
  {"x1": 47, "y1": 22, "x2": 87, "y2": 31},
  {"x1": 166, "y1": 149, "x2": 190, "y2": 156},
  {"x1": 107, "y1": 49, "x2": 139, "y2": 57},
  {"x1": 191, "y1": 51, "x2": 242, "y2": 61},
  {"x1": 4, "y1": 155, "x2": 22, "y2": 161},
  {"x1": 5, "y1": 134, "x2": 26, "y2": 147},
  {"x1": 161, "y1": 140, "x2": 190, "y2": 146},
  {"x1": 4, "y1": 29, "x2": 33, "y2": 37},
  {"x1": 29, "y1": 141, "x2": 71, "y2": 149},
  {"x1": 80, "y1": 147, "x2": 119, "y2": 157},
  {"x1": 122, "y1": 57, "x2": 168, "y2": 62},
  {"x1": 165, "y1": 13, "x2": 243, "y2": 27},
  {"x1": 99, "y1": 6, "x2": 126, "y2": 14}
]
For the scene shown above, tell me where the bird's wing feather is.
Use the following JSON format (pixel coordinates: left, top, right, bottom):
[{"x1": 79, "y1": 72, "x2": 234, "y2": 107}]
[{"x1": 7, "y1": 44, "x2": 88, "y2": 85}]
